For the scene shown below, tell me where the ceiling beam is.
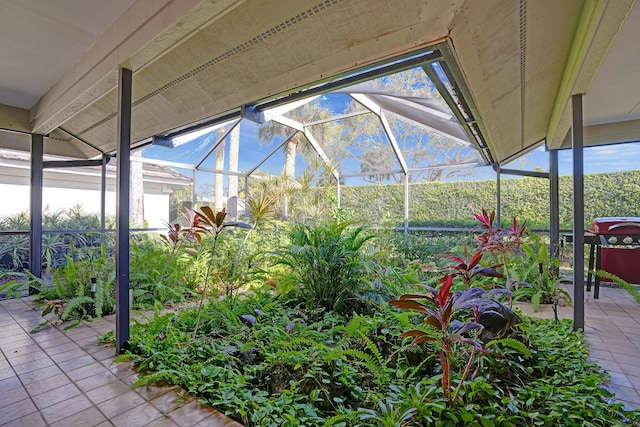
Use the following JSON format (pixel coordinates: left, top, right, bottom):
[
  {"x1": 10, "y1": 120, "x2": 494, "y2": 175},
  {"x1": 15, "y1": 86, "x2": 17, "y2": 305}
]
[
  {"x1": 546, "y1": 0, "x2": 635, "y2": 149},
  {"x1": 560, "y1": 118, "x2": 640, "y2": 148},
  {"x1": 30, "y1": 0, "x2": 245, "y2": 135},
  {"x1": 0, "y1": 105, "x2": 30, "y2": 133}
]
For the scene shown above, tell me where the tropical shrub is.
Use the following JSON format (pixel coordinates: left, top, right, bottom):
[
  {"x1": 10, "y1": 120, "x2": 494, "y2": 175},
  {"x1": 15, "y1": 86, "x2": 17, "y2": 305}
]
[{"x1": 272, "y1": 220, "x2": 403, "y2": 314}]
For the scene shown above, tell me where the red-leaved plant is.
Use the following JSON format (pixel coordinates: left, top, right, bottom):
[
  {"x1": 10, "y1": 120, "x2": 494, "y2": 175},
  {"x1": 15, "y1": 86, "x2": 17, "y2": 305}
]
[
  {"x1": 445, "y1": 249, "x2": 504, "y2": 288},
  {"x1": 389, "y1": 275, "x2": 491, "y2": 407},
  {"x1": 183, "y1": 206, "x2": 251, "y2": 338}
]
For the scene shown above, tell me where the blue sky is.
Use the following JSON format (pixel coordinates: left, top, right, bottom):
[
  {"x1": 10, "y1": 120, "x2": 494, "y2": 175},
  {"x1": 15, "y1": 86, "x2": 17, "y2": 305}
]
[
  {"x1": 141, "y1": 63, "x2": 640, "y2": 191},
  {"x1": 506, "y1": 142, "x2": 640, "y2": 176}
]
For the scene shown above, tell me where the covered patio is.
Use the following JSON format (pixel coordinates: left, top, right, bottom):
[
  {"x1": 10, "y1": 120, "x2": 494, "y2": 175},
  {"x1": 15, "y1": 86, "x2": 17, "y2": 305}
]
[
  {"x1": 1, "y1": 282, "x2": 639, "y2": 426},
  {"x1": 2, "y1": 0, "x2": 640, "y2": 424}
]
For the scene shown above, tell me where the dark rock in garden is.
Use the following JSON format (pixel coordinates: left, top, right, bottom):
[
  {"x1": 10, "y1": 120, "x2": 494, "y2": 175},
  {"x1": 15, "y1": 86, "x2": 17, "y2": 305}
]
[
  {"x1": 479, "y1": 301, "x2": 521, "y2": 342},
  {"x1": 240, "y1": 346, "x2": 262, "y2": 365}
]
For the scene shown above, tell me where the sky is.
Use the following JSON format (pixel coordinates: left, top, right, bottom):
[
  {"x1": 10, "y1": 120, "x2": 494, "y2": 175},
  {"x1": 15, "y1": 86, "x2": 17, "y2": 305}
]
[
  {"x1": 142, "y1": 119, "x2": 640, "y2": 193},
  {"x1": 140, "y1": 63, "x2": 640, "y2": 193}
]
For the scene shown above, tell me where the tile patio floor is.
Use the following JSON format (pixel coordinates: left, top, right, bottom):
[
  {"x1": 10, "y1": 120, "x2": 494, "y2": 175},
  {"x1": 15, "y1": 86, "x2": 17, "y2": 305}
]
[
  {"x1": 515, "y1": 282, "x2": 640, "y2": 411},
  {"x1": 0, "y1": 298, "x2": 242, "y2": 427},
  {"x1": 1, "y1": 283, "x2": 639, "y2": 426}
]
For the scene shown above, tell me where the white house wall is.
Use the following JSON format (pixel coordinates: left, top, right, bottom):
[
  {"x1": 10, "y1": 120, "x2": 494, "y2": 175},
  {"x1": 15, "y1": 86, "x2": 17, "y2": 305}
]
[{"x1": 0, "y1": 164, "x2": 178, "y2": 228}]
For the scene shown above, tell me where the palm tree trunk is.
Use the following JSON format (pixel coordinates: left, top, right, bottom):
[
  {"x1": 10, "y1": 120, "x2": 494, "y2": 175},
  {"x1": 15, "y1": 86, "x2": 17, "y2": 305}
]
[
  {"x1": 228, "y1": 126, "x2": 240, "y2": 216},
  {"x1": 214, "y1": 129, "x2": 226, "y2": 211}
]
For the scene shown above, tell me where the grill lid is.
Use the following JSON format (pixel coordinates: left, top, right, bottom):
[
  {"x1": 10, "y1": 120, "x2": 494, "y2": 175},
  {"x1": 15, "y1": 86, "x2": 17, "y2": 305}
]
[{"x1": 590, "y1": 217, "x2": 640, "y2": 234}]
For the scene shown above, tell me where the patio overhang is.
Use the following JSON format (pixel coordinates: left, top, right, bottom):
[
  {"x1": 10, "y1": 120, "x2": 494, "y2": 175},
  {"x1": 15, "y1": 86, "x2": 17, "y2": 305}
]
[{"x1": 2, "y1": 0, "x2": 638, "y2": 165}]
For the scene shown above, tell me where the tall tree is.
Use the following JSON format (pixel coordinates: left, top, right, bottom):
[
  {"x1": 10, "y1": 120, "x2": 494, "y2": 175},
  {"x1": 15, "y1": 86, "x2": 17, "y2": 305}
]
[
  {"x1": 341, "y1": 68, "x2": 481, "y2": 183},
  {"x1": 257, "y1": 100, "x2": 334, "y2": 179},
  {"x1": 214, "y1": 127, "x2": 226, "y2": 211},
  {"x1": 227, "y1": 125, "x2": 240, "y2": 216}
]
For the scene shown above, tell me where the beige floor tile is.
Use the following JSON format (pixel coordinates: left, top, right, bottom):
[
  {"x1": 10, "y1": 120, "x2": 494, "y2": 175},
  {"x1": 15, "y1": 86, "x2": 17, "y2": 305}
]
[
  {"x1": 150, "y1": 388, "x2": 194, "y2": 415},
  {"x1": 24, "y1": 372, "x2": 71, "y2": 396},
  {"x1": 37, "y1": 335, "x2": 73, "y2": 349},
  {"x1": 0, "y1": 375, "x2": 23, "y2": 393},
  {"x1": 110, "y1": 402, "x2": 163, "y2": 427},
  {"x1": 135, "y1": 383, "x2": 180, "y2": 402},
  {"x1": 86, "y1": 379, "x2": 133, "y2": 404},
  {"x1": 167, "y1": 399, "x2": 217, "y2": 427},
  {"x1": 6, "y1": 349, "x2": 49, "y2": 365},
  {"x1": 0, "y1": 385, "x2": 29, "y2": 409},
  {"x1": 30, "y1": 327, "x2": 66, "y2": 343},
  {"x1": 588, "y1": 349, "x2": 615, "y2": 361},
  {"x1": 45, "y1": 341, "x2": 80, "y2": 355},
  {"x1": 58, "y1": 354, "x2": 96, "y2": 371},
  {"x1": 619, "y1": 362, "x2": 640, "y2": 378},
  {"x1": 64, "y1": 326, "x2": 95, "y2": 338},
  {"x1": 32, "y1": 382, "x2": 82, "y2": 409},
  {"x1": 0, "y1": 410, "x2": 47, "y2": 427},
  {"x1": 51, "y1": 348, "x2": 88, "y2": 363},
  {"x1": 192, "y1": 411, "x2": 243, "y2": 426},
  {"x1": 607, "y1": 370, "x2": 633, "y2": 388},
  {"x1": 90, "y1": 347, "x2": 117, "y2": 361},
  {"x1": 98, "y1": 390, "x2": 147, "y2": 418},
  {"x1": 67, "y1": 362, "x2": 111, "y2": 382},
  {"x1": 0, "y1": 335, "x2": 33, "y2": 349},
  {"x1": 5, "y1": 344, "x2": 42, "y2": 361},
  {"x1": 0, "y1": 398, "x2": 38, "y2": 425},
  {"x1": 40, "y1": 394, "x2": 93, "y2": 425},
  {"x1": 627, "y1": 374, "x2": 640, "y2": 389},
  {"x1": 607, "y1": 383, "x2": 640, "y2": 405},
  {"x1": 611, "y1": 352, "x2": 639, "y2": 366},
  {"x1": 104, "y1": 361, "x2": 136, "y2": 378},
  {"x1": 0, "y1": 366, "x2": 15, "y2": 381},
  {"x1": 19, "y1": 364, "x2": 63, "y2": 385},
  {"x1": 75, "y1": 369, "x2": 119, "y2": 392},
  {"x1": 49, "y1": 406, "x2": 108, "y2": 427},
  {"x1": 143, "y1": 416, "x2": 180, "y2": 427},
  {"x1": 11, "y1": 355, "x2": 55, "y2": 375}
]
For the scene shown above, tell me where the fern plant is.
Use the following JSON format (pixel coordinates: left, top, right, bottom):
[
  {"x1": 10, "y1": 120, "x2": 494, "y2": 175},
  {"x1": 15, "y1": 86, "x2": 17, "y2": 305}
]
[{"x1": 274, "y1": 220, "x2": 377, "y2": 313}]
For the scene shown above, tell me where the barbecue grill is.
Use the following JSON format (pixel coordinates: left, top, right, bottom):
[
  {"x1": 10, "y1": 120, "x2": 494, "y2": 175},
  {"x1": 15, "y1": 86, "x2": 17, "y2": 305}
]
[{"x1": 587, "y1": 217, "x2": 640, "y2": 298}]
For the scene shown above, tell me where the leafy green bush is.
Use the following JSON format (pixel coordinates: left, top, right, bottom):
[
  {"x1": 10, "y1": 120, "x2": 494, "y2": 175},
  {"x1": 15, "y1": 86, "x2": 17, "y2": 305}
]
[
  {"x1": 0, "y1": 205, "x2": 112, "y2": 271},
  {"x1": 121, "y1": 289, "x2": 639, "y2": 426},
  {"x1": 272, "y1": 220, "x2": 403, "y2": 314},
  {"x1": 341, "y1": 170, "x2": 640, "y2": 229}
]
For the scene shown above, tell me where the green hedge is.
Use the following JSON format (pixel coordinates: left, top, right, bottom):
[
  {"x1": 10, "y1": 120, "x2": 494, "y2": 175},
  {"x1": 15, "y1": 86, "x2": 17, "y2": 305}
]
[{"x1": 340, "y1": 170, "x2": 640, "y2": 229}]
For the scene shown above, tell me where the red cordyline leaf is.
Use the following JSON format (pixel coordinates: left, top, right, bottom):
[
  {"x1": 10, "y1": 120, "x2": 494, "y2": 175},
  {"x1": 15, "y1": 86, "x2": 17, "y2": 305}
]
[
  {"x1": 389, "y1": 299, "x2": 429, "y2": 314},
  {"x1": 449, "y1": 255, "x2": 465, "y2": 265},
  {"x1": 437, "y1": 275, "x2": 453, "y2": 308},
  {"x1": 400, "y1": 330, "x2": 436, "y2": 345},
  {"x1": 399, "y1": 293, "x2": 435, "y2": 301},
  {"x1": 400, "y1": 330, "x2": 427, "y2": 338},
  {"x1": 473, "y1": 266, "x2": 504, "y2": 278},
  {"x1": 424, "y1": 315, "x2": 442, "y2": 330},
  {"x1": 198, "y1": 206, "x2": 216, "y2": 223},
  {"x1": 473, "y1": 213, "x2": 490, "y2": 228},
  {"x1": 468, "y1": 251, "x2": 483, "y2": 269}
]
